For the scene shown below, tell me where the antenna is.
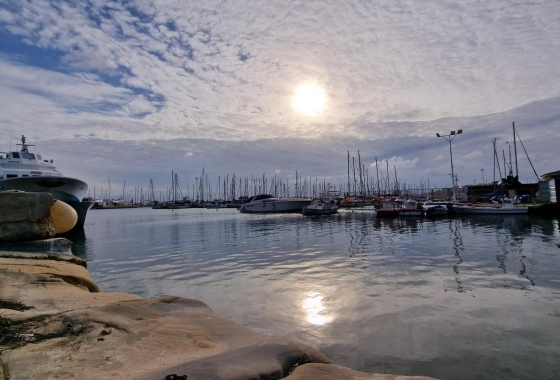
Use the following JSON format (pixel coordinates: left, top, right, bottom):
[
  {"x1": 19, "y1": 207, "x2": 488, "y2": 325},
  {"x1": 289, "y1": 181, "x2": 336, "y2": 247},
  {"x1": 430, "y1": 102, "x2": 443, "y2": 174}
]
[{"x1": 9, "y1": 129, "x2": 12, "y2": 152}]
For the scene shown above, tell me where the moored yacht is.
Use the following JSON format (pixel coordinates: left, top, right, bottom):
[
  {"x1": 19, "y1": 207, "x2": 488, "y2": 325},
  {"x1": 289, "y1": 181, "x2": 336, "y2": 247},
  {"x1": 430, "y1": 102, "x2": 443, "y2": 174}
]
[
  {"x1": 453, "y1": 198, "x2": 528, "y2": 214},
  {"x1": 376, "y1": 198, "x2": 401, "y2": 218},
  {"x1": 239, "y1": 194, "x2": 312, "y2": 213},
  {"x1": 0, "y1": 135, "x2": 92, "y2": 226},
  {"x1": 302, "y1": 199, "x2": 338, "y2": 216},
  {"x1": 399, "y1": 199, "x2": 424, "y2": 217}
]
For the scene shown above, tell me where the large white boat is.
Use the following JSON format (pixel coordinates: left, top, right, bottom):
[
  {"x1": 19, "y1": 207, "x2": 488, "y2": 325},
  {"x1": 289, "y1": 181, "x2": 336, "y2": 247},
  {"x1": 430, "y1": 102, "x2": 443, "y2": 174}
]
[
  {"x1": 0, "y1": 135, "x2": 92, "y2": 226},
  {"x1": 453, "y1": 198, "x2": 528, "y2": 215},
  {"x1": 239, "y1": 194, "x2": 312, "y2": 213}
]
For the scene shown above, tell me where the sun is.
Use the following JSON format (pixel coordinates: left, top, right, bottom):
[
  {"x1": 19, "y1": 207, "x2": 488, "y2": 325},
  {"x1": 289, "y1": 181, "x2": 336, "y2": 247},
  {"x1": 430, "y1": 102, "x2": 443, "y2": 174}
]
[{"x1": 293, "y1": 84, "x2": 326, "y2": 117}]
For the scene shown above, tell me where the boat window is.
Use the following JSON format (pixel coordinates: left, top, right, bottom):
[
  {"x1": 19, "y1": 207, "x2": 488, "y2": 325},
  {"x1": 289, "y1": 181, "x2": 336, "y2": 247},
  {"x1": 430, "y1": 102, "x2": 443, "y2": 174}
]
[
  {"x1": 253, "y1": 194, "x2": 275, "y2": 201},
  {"x1": 12, "y1": 152, "x2": 20, "y2": 158},
  {"x1": 7, "y1": 174, "x2": 17, "y2": 178},
  {"x1": 21, "y1": 153, "x2": 35, "y2": 159}
]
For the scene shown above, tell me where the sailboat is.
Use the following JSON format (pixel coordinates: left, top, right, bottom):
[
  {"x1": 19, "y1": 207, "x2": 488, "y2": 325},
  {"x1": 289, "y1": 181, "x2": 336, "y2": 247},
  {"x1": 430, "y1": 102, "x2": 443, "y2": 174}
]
[
  {"x1": 453, "y1": 198, "x2": 528, "y2": 214},
  {"x1": 457, "y1": 122, "x2": 535, "y2": 215}
]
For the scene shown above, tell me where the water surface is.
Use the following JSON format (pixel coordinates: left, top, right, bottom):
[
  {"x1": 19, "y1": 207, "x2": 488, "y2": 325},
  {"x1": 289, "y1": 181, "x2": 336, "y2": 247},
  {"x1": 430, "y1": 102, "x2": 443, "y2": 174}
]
[{"x1": 69, "y1": 208, "x2": 560, "y2": 380}]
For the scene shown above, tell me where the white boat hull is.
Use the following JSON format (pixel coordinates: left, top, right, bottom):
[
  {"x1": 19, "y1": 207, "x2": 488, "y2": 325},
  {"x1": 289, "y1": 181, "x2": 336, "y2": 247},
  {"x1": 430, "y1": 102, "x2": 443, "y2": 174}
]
[
  {"x1": 0, "y1": 176, "x2": 88, "y2": 203},
  {"x1": 453, "y1": 205, "x2": 528, "y2": 214},
  {"x1": 240, "y1": 198, "x2": 312, "y2": 213}
]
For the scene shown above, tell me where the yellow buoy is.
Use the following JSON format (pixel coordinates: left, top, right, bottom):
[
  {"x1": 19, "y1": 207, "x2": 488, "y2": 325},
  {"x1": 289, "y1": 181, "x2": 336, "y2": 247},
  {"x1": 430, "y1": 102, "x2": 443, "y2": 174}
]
[{"x1": 50, "y1": 200, "x2": 78, "y2": 234}]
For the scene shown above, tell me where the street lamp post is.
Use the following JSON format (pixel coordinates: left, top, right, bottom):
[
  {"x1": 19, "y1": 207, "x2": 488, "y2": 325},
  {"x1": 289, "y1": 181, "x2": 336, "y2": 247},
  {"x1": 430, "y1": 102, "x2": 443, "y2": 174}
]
[{"x1": 436, "y1": 129, "x2": 463, "y2": 201}]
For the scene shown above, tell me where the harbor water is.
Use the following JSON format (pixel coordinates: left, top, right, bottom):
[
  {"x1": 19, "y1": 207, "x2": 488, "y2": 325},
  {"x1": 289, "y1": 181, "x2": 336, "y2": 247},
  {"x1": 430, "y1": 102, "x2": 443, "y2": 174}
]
[{"x1": 68, "y1": 208, "x2": 560, "y2": 380}]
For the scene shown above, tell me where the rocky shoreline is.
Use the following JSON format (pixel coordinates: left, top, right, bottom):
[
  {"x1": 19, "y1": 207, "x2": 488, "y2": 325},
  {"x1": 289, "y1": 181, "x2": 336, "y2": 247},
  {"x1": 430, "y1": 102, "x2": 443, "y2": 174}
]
[{"x1": 0, "y1": 192, "x2": 436, "y2": 379}]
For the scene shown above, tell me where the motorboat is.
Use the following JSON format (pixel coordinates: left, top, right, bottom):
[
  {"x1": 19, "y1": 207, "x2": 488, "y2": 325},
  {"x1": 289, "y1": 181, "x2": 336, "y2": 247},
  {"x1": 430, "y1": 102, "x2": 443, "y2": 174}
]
[
  {"x1": 239, "y1": 194, "x2": 312, "y2": 213},
  {"x1": 0, "y1": 135, "x2": 92, "y2": 227},
  {"x1": 453, "y1": 198, "x2": 528, "y2": 214},
  {"x1": 376, "y1": 198, "x2": 401, "y2": 218},
  {"x1": 302, "y1": 199, "x2": 338, "y2": 216},
  {"x1": 400, "y1": 199, "x2": 424, "y2": 217}
]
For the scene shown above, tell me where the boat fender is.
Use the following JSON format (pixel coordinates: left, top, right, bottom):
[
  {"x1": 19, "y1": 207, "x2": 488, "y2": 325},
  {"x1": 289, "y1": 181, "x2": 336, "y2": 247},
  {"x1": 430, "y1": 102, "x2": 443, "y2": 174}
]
[
  {"x1": 50, "y1": 200, "x2": 78, "y2": 234},
  {"x1": 470, "y1": 205, "x2": 476, "y2": 209}
]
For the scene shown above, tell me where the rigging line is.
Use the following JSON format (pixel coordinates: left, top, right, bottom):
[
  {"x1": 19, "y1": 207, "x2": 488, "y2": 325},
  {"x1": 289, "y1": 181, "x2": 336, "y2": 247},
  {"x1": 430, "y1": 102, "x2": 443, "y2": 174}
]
[{"x1": 515, "y1": 129, "x2": 540, "y2": 181}]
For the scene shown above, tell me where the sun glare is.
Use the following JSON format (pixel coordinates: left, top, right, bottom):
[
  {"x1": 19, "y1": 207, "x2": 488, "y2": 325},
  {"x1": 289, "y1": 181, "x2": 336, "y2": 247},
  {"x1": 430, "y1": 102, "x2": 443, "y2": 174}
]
[
  {"x1": 293, "y1": 84, "x2": 326, "y2": 117},
  {"x1": 302, "y1": 291, "x2": 333, "y2": 326}
]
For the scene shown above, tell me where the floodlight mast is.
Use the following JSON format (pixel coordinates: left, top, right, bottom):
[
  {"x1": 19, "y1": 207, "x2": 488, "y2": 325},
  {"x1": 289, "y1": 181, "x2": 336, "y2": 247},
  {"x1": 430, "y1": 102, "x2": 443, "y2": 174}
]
[{"x1": 436, "y1": 130, "x2": 463, "y2": 201}]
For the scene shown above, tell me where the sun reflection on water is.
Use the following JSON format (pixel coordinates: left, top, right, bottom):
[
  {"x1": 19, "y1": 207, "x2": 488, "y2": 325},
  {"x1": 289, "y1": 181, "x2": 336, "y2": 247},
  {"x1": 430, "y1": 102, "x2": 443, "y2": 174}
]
[{"x1": 302, "y1": 291, "x2": 333, "y2": 326}]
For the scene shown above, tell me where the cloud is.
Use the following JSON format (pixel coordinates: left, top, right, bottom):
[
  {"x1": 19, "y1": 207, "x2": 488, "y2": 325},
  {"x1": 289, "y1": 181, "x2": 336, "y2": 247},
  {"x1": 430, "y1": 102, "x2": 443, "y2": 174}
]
[{"x1": 0, "y1": 0, "x2": 559, "y2": 192}]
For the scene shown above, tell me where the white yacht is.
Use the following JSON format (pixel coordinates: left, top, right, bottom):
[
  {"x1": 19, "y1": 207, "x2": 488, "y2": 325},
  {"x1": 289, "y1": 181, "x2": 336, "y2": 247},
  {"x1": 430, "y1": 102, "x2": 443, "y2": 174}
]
[
  {"x1": 0, "y1": 136, "x2": 88, "y2": 203},
  {"x1": 0, "y1": 135, "x2": 92, "y2": 228},
  {"x1": 239, "y1": 194, "x2": 312, "y2": 213}
]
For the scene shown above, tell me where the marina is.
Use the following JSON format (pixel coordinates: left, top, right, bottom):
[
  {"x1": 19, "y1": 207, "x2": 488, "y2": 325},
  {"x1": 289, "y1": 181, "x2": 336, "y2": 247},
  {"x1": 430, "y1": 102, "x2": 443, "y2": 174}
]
[{"x1": 2, "y1": 2, "x2": 560, "y2": 378}]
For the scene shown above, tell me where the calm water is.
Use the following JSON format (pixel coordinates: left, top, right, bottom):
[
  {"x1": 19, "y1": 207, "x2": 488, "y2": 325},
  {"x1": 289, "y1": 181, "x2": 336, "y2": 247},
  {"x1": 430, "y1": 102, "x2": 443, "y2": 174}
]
[{"x1": 68, "y1": 208, "x2": 560, "y2": 380}]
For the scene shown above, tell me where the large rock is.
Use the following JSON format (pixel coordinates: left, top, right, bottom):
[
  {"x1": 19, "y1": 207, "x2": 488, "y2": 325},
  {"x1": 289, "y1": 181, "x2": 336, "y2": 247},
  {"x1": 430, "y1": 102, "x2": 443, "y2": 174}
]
[
  {"x1": 0, "y1": 192, "x2": 55, "y2": 242},
  {"x1": 0, "y1": 252, "x2": 437, "y2": 380}
]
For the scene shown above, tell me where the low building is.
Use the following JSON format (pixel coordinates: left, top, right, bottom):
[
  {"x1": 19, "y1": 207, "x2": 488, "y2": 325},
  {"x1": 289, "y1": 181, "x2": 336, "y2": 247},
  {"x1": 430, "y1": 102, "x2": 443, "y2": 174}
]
[{"x1": 540, "y1": 170, "x2": 560, "y2": 203}]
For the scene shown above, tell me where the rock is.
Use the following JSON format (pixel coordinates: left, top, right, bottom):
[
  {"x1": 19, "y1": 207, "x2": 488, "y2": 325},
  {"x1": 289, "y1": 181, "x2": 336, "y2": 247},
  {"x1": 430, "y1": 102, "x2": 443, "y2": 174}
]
[
  {"x1": 0, "y1": 192, "x2": 55, "y2": 242},
  {"x1": 287, "y1": 363, "x2": 436, "y2": 379},
  {"x1": 0, "y1": 238, "x2": 73, "y2": 255},
  {"x1": 0, "y1": 253, "x2": 439, "y2": 380}
]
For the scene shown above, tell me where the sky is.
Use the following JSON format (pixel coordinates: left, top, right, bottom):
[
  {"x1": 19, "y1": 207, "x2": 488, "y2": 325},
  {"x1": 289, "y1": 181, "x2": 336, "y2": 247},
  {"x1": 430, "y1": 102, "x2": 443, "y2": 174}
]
[{"x1": 1, "y1": 0, "x2": 560, "y2": 199}]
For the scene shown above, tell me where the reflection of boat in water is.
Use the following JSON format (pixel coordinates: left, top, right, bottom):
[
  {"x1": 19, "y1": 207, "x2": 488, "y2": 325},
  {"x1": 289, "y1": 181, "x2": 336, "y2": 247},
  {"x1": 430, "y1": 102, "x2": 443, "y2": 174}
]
[
  {"x1": 0, "y1": 135, "x2": 92, "y2": 227},
  {"x1": 425, "y1": 204, "x2": 448, "y2": 217},
  {"x1": 453, "y1": 198, "x2": 528, "y2": 214},
  {"x1": 302, "y1": 199, "x2": 338, "y2": 216},
  {"x1": 239, "y1": 194, "x2": 312, "y2": 213}
]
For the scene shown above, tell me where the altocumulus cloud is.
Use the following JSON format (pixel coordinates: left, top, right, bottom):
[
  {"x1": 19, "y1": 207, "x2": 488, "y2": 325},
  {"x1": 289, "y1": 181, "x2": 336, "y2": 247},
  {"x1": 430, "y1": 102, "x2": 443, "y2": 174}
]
[{"x1": 1, "y1": 0, "x2": 560, "y2": 191}]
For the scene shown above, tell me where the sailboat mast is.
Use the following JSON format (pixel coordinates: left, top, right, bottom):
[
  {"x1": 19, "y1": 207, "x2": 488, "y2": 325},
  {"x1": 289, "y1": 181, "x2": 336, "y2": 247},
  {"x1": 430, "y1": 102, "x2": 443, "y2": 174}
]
[
  {"x1": 394, "y1": 166, "x2": 399, "y2": 195},
  {"x1": 347, "y1": 151, "x2": 350, "y2": 196},
  {"x1": 513, "y1": 122, "x2": 519, "y2": 178},
  {"x1": 375, "y1": 157, "x2": 380, "y2": 196},
  {"x1": 502, "y1": 150, "x2": 507, "y2": 179},
  {"x1": 492, "y1": 138, "x2": 497, "y2": 186},
  {"x1": 386, "y1": 160, "x2": 389, "y2": 195}
]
